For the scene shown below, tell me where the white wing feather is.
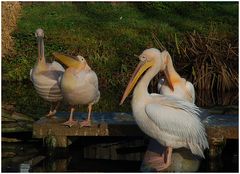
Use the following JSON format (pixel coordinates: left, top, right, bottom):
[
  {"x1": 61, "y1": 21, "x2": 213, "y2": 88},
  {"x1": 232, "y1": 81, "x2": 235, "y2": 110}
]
[
  {"x1": 88, "y1": 71, "x2": 100, "y2": 103},
  {"x1": 87, "y1": 71, "x2": 99, "y2": 89},
  {"x1": 145, "y1": 96, "x2": 208, "y2": 157},
  {"x1": 49, "y1": 61, "x2": 65, "y2": 73}
]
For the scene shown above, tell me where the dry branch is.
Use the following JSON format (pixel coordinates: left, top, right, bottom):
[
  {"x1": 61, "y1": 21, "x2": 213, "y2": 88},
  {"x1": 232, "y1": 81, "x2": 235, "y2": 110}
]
[{"x1": 152, "y1": 31, "x2": 238, "y2": 91}]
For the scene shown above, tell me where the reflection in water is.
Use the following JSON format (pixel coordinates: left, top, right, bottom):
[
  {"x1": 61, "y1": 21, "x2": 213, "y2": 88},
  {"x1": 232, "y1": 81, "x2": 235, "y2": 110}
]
[
  {"x1": 141, "y1": 139, "x2": 201, "y2": 172},
  {"x1": 2, "y1": 137, "x2": 238, "y2": 172}
]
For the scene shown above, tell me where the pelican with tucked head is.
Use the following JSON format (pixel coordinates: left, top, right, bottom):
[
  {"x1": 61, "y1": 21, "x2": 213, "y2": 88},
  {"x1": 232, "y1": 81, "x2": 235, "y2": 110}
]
[
  {"x1": 120, "y1": 48, "x2": 208, "y2": 170},
  {"x1": 53, "y1": 53, "x2": 100, "y2": 127},
  {"x1": 30, "y1": 29, "x2": 65, "y2": 117},
  {"x1": 158, "y1": 51, "x2": 195, "y2": 103}
]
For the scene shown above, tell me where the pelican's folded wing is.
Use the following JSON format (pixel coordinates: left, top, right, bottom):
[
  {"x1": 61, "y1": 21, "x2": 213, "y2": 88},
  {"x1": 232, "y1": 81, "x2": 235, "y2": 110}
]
[
  {"x1": 50, "y1": 61, "x2": 65, "y2": 74},
  {"x1": 145, "y1": 97, "x2": 208, "y2": 157},
  {"x1": 87, "y1": 71, "x2": 99, "y2": 90}
]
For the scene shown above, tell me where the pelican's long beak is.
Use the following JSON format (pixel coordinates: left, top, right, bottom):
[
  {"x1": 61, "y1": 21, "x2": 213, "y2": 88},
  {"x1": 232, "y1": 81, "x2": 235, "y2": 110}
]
[
  {"x1": 120, "y1": 60, "x2": 154, "y2": 105},
  {"x1": 164, "y1": 69, "x2": 174, "y2": 91},
  {"x1": 53, "y1": 52, "x2": 84, "y2": 69}
]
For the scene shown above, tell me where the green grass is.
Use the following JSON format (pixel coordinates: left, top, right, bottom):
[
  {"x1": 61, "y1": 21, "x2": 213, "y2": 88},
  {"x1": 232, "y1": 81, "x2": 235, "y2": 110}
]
[
  {"x1": 2, "y1": 82, "x2": 131, "y2": 116},
  {"x1": 2, "y1": 2, "x2": 238, "y2": 115},
  {"x1": 2, "y1": 2, "x2": 238, "y2": 112}
]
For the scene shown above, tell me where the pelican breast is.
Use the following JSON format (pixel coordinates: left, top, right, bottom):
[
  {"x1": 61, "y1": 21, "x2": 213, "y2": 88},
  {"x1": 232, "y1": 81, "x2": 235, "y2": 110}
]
[{"x1": 61, "y1": 68, "x2": 100, "y2": 105}]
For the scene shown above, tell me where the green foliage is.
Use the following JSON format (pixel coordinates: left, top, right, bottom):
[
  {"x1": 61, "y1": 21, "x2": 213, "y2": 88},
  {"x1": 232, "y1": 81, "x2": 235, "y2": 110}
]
[
  {"x1": 2, "y1": 2, "x2": 238, "y2": 114},
  {"x1": 2, "y1": 82, "x2": 48, "y2": 118},
  {"x1": 4, "y1": 2, "x2": 237, "y2": 81},
  {"x1": 136, "y1": 2, "x2": 238, "y2": 37},
  {"x1": 2, "y1": 82, "x2": 131, "y2": 115}
]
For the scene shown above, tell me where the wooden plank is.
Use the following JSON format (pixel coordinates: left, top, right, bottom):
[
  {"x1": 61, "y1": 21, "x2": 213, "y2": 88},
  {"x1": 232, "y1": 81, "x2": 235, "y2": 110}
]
[
  {"x1": 33, "y1": 112, "x2": 142, "y2": 138},
  {"x1": 33, "y1": 121, "x2": 109, "y2": 138},
  {"x1": 203, "y1": 114, "x2": 238, "y2": 139},
  {"x1": 33, "y1": 113, "x2": 238, "y2": 145}
]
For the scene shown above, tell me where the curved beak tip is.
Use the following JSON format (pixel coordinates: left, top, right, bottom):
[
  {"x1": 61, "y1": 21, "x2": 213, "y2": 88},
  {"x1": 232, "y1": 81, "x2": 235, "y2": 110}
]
[{"x1": 119, "y1": 98, "x2": 124, "y2": 105}]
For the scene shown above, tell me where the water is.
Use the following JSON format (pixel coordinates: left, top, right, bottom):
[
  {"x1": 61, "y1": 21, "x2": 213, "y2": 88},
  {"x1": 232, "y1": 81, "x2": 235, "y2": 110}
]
[
  {"x1": 2, "y1": 82, "x2": 239, "y2": 172},
  {"x1": 2, "y1": 135, "x2": 238, "y2": 172}
]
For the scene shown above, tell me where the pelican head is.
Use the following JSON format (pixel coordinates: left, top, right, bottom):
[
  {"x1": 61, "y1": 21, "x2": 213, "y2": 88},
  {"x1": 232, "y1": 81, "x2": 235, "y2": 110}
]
[
  {"x1": 35, "y1": 28, "x2": 44, "y2": 38},
  {"x1": 35, "y1": 28, "x2": 45, "y2": 61},
  {"x1": 120, "y1": 48, "x2": 172, "y2": 105},
  {"x1": 53, "y1": 52, "x2": 90, "y2": 71}
]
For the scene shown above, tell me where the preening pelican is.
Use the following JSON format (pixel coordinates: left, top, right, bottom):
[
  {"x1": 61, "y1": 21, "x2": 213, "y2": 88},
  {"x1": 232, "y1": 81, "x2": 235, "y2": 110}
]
[
  {"x1": 158, "y1": 51, "x2": 195, "y2": 103},
  {"x1": 53, "y1": 53, "x2": 100, "y2": 127},
  {"x1": 120, "y1": 48, "x2": 208, "y2": 170},
  {"x1": 153, "y1": 50, "x2": 197, "y2": 171},
  {"x1": 30, "y1": 29, "x2": 64, "y2": 117}
]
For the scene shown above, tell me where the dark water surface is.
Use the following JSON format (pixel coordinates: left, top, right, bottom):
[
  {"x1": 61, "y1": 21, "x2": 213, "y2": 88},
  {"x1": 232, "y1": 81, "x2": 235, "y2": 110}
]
[
  {"x1": 2, "y1": 135, "x2": 238, "y2": 172},
  {"x1": 2, "y1": 82, "x2": 239, "y2": 172}
]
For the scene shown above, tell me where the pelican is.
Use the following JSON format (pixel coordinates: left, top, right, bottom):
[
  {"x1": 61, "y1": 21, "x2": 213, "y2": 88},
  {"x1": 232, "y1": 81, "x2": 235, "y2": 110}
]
[
  {"x1": 120, "y1": 48, "x2": 208, "y2": 170},
  {"x1": 30, "y1": 29, "x2": 65, "y2": 117},
  {"x1": 151, "y1": 51, "x2": 197, "y2": 171},
  {"x1": 53, "y1": 52, "x2": 100, "y2": 127},
  {"x1": 158, "y1": 51, "x2": 195, "y2": 103}
]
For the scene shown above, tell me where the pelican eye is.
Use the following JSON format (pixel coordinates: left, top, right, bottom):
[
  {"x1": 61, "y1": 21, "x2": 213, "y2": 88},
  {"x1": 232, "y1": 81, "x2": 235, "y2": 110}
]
[
  {"x1": 77, "y1": 56, "x2": 85, "y2": 62},
  {"x1": 140, "y1": 55, "x2": 147, "y2": 61}
]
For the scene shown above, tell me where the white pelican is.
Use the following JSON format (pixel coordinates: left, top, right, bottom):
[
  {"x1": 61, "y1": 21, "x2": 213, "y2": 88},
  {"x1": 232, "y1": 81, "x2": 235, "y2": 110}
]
[
  {"x1": 53, "y1": 53, "x2": 100, "y2": 127},
  {"x1": 120, "y1": 48, "x2": 208, "y2": 170},
  {"x1": 158, "y1": 51, "x2": 195, "y2": 103},
  {"x1": 150, "y1": 51, "x2": 197, "y2": 171},
  {"x1": 30, "y1": 29, "x2": 65, "y2": 117}
]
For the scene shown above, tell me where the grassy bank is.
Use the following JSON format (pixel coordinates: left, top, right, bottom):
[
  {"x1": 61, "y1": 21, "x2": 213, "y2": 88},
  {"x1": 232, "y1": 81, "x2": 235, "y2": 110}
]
[{"x1": 3, "y1": 2, "x2": 238, "y2": 92}]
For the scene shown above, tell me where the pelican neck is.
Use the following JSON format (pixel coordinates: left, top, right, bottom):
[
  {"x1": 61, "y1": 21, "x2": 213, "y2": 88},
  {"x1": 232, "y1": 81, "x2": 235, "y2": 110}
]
[
  {"x1": 37, "y1": 37, "x2": 46, "y2": 64},
  {"x1": 166, "y1": 57, "x2": 180, "y2": 80},
  {"x1": 134, "y1": 65, "x2": 159, "y2": 96}
]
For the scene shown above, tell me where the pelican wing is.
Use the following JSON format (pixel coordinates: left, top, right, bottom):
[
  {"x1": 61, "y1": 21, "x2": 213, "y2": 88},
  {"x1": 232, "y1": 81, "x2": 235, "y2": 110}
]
[
  {"x1": 185, "y1": 81, "x2": 195, "y2": 103},
  {"x1": 145, "y1": 96, "x2": 208, "y2": 157},
  {"x1": 50, "y1": 61, "x2": 65, "y2": 70},
  {"x1": 49, "y1": 61, "x2": 65, "y2": 74},
  {"x1": 45, "y1": 61, "x2": 65, "y2": 83},
  {"x1": 86, "y1": 70, "x2": 100, "y2": 103},
  {"x1": 86, "y1": 70, "x2": 99, "y2": 90}
]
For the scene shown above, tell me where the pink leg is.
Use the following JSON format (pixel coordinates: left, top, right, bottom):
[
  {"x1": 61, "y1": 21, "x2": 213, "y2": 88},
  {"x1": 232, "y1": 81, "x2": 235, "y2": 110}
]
[
  {"x1": 80, "y1": 104, "x2": 92, "y2": 127},
  {"x1": 144, "y1": 147, "x2": 172, "y2": 171},
  {"x1": 62, "y1": 107, "x2": 77, "y2": 127},
  {"x1": 46, "y1": 103, "x2": 54, "y2": 117},
  {"x1": 164, "y1": 147, "x2": 172, "y2": 168},
  {"x1": 46, "y1": 102, "x2": 60, "y2": 117}
]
